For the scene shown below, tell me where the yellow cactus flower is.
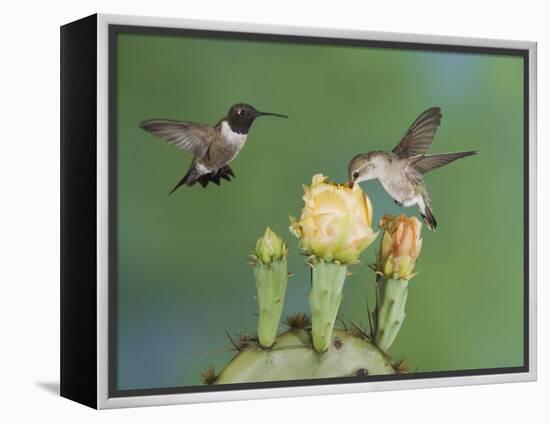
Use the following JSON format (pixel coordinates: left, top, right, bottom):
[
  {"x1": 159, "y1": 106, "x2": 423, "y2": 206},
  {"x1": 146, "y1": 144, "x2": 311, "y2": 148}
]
[
  {"x1": 378, "y1": 214, "x2": 423, "y2": 280},
  {"x1": 289, "y1": 174, "x2": 378, "y2": 264}
]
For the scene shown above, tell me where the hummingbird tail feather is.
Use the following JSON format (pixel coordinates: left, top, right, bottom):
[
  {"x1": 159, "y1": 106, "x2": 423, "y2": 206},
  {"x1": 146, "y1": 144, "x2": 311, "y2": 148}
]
[
  {"x1": 209, "y1": 173, "x2": 221, "y2": 186},
  {"x1": 198, "y1": 175, "x2": 211, "y2": 188},
  {"x1": 421, "y1": 205, "x2": 437, "y2": 231},
  {"x1": 169, "y1": 167, "x2": 201, "y2": 194},
  {"x1": 213, "y1": 166, "x2": 236, "y2": 184}
]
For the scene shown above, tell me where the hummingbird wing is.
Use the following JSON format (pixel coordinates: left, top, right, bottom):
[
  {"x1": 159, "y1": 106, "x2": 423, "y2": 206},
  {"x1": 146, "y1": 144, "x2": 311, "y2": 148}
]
[
  {"x1": 140, "y1": 119, "x2": 214, "y2": 157},
  {"x1": 410, "y1": 151, "x2": 478, "y2": 175},
  {"x1": 392, "y1": 107, "x2": 442, "y2": 158}
]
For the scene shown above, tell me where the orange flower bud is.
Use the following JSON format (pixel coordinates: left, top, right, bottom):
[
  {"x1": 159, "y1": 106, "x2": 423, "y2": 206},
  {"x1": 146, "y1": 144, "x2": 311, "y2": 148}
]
[{"x1": 378, "y1": 214, "x2": 422, "y2": 280}]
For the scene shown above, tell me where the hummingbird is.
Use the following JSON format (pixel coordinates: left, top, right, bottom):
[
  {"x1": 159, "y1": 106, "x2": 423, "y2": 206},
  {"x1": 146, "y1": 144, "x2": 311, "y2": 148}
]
[
  {"x1": 348, "y1": 107, "x2": 477, "y2": 230},
  {"x1": 140, "y1": 103, "x2": 288, "y2": 193}
]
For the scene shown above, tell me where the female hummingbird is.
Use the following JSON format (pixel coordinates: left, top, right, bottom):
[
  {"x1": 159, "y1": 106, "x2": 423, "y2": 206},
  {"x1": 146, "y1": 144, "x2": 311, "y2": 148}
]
[
  {"x1": 140, "y1": 103, "x2": 288, "y2": 193},
  {"x1": 348, "y1": 107, "x2": 477, "y2": 230}
]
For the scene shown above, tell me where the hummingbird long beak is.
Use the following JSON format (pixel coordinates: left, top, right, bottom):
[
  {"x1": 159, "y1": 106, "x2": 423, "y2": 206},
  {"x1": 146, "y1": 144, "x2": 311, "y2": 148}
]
[{"x1": 257, "y1": 111, "x2": 289, "y2": 118}]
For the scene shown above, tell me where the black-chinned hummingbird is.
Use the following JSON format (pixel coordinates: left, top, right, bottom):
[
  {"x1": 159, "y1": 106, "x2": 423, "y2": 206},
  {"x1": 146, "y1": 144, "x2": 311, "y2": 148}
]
[
  {"x1": 140, "y1": 103, "x2": 288, "y2": 193},
  {"x1": 348, "y1": 107, "x2": 477, "y2": 230}
]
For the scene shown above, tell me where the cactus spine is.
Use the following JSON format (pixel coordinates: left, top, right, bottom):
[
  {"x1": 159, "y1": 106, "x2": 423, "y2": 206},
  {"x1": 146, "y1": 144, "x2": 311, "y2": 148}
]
[{"x1": 309, "y1": 261, "x2": 347, "y2": 353}]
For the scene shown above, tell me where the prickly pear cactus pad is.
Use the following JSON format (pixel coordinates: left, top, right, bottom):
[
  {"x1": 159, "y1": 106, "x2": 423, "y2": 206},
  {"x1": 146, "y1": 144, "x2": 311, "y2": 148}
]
[
  {"x1": 203, "y1": 175, "x2": 423, "y2": 385},
  {"x1": 216, "y1": 328, "x2": 396, "y2": 384}
]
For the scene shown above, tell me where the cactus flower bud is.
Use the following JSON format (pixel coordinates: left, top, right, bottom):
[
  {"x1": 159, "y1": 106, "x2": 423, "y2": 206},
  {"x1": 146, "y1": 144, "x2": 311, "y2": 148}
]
[
  {"x1": 252, "y1": 228, "x2": 289, "y2": 348},
  {"x1": 289, "y1": 174, "x2": 378, "y2": 264},
  {"x1": 374, "y1": 215, "x2": 422, "y2": 351},
  {"x1": 254, "y1": 227, "x2": 287, "y2": 265},
  {"x1": 377, "y1": 214, "x2": 422, "y2": 280}
]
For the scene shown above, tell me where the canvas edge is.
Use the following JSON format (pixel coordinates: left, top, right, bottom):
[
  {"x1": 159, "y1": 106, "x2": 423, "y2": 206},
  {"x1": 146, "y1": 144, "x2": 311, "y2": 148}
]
[
  {"x1": 95, "y1": 13, "x2": 537, "y2": 409},
  {"x1": 527, "y1": 43, "x2": 537, "y2": 382},
  {"x1": 60, "y1": 13, "x2": 99, "y2": 409},
  {"x1": 97, "y1": 12, "x2": 109, "y2": 411}
]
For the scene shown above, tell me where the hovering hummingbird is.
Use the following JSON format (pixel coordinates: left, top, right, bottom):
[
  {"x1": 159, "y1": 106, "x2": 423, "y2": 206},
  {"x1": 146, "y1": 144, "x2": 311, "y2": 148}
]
[
  {"x1": 348, "y1": 107, "x2": 477, "y2": 230},
  {"x1": 140, "y1": 103, "x2": 288, "y2": 193}
]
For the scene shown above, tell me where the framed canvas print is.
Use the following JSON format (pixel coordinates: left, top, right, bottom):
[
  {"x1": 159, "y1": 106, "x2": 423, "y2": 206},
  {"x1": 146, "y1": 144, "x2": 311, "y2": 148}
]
[{"x1": 60, "y1": 13, "x2": 537, "y2": 409}]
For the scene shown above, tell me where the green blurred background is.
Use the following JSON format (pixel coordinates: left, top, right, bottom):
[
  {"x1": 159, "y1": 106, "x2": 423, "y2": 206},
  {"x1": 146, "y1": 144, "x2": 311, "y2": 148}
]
[{"x1": 115, "y1": 32, "x2": 524, "y2": 390}]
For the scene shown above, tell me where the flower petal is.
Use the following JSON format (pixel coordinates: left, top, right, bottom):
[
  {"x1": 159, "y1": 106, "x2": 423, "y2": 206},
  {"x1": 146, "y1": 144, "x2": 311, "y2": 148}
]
[{"x1": 291, "y1": 174, "x2": 376, "y2": 264}]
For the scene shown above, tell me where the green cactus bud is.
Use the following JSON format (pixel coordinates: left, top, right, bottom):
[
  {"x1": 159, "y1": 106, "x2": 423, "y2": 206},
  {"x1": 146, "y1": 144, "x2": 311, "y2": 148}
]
[
  {"x1": 254, "y1": 227, "x2": 287, "y2": 265},
  {"x1": 252, "y1": 227, "x2": 289, "y2": 348}
]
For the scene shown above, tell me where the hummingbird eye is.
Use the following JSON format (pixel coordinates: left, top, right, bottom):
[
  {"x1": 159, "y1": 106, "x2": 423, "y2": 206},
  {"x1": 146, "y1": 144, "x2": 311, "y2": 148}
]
[
  {"x1": 238, "y1": 109, "x2": 247, "y2": 116},
  {"x1": 353, "y1": 171, "x2": 359, "y2": 180}
]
